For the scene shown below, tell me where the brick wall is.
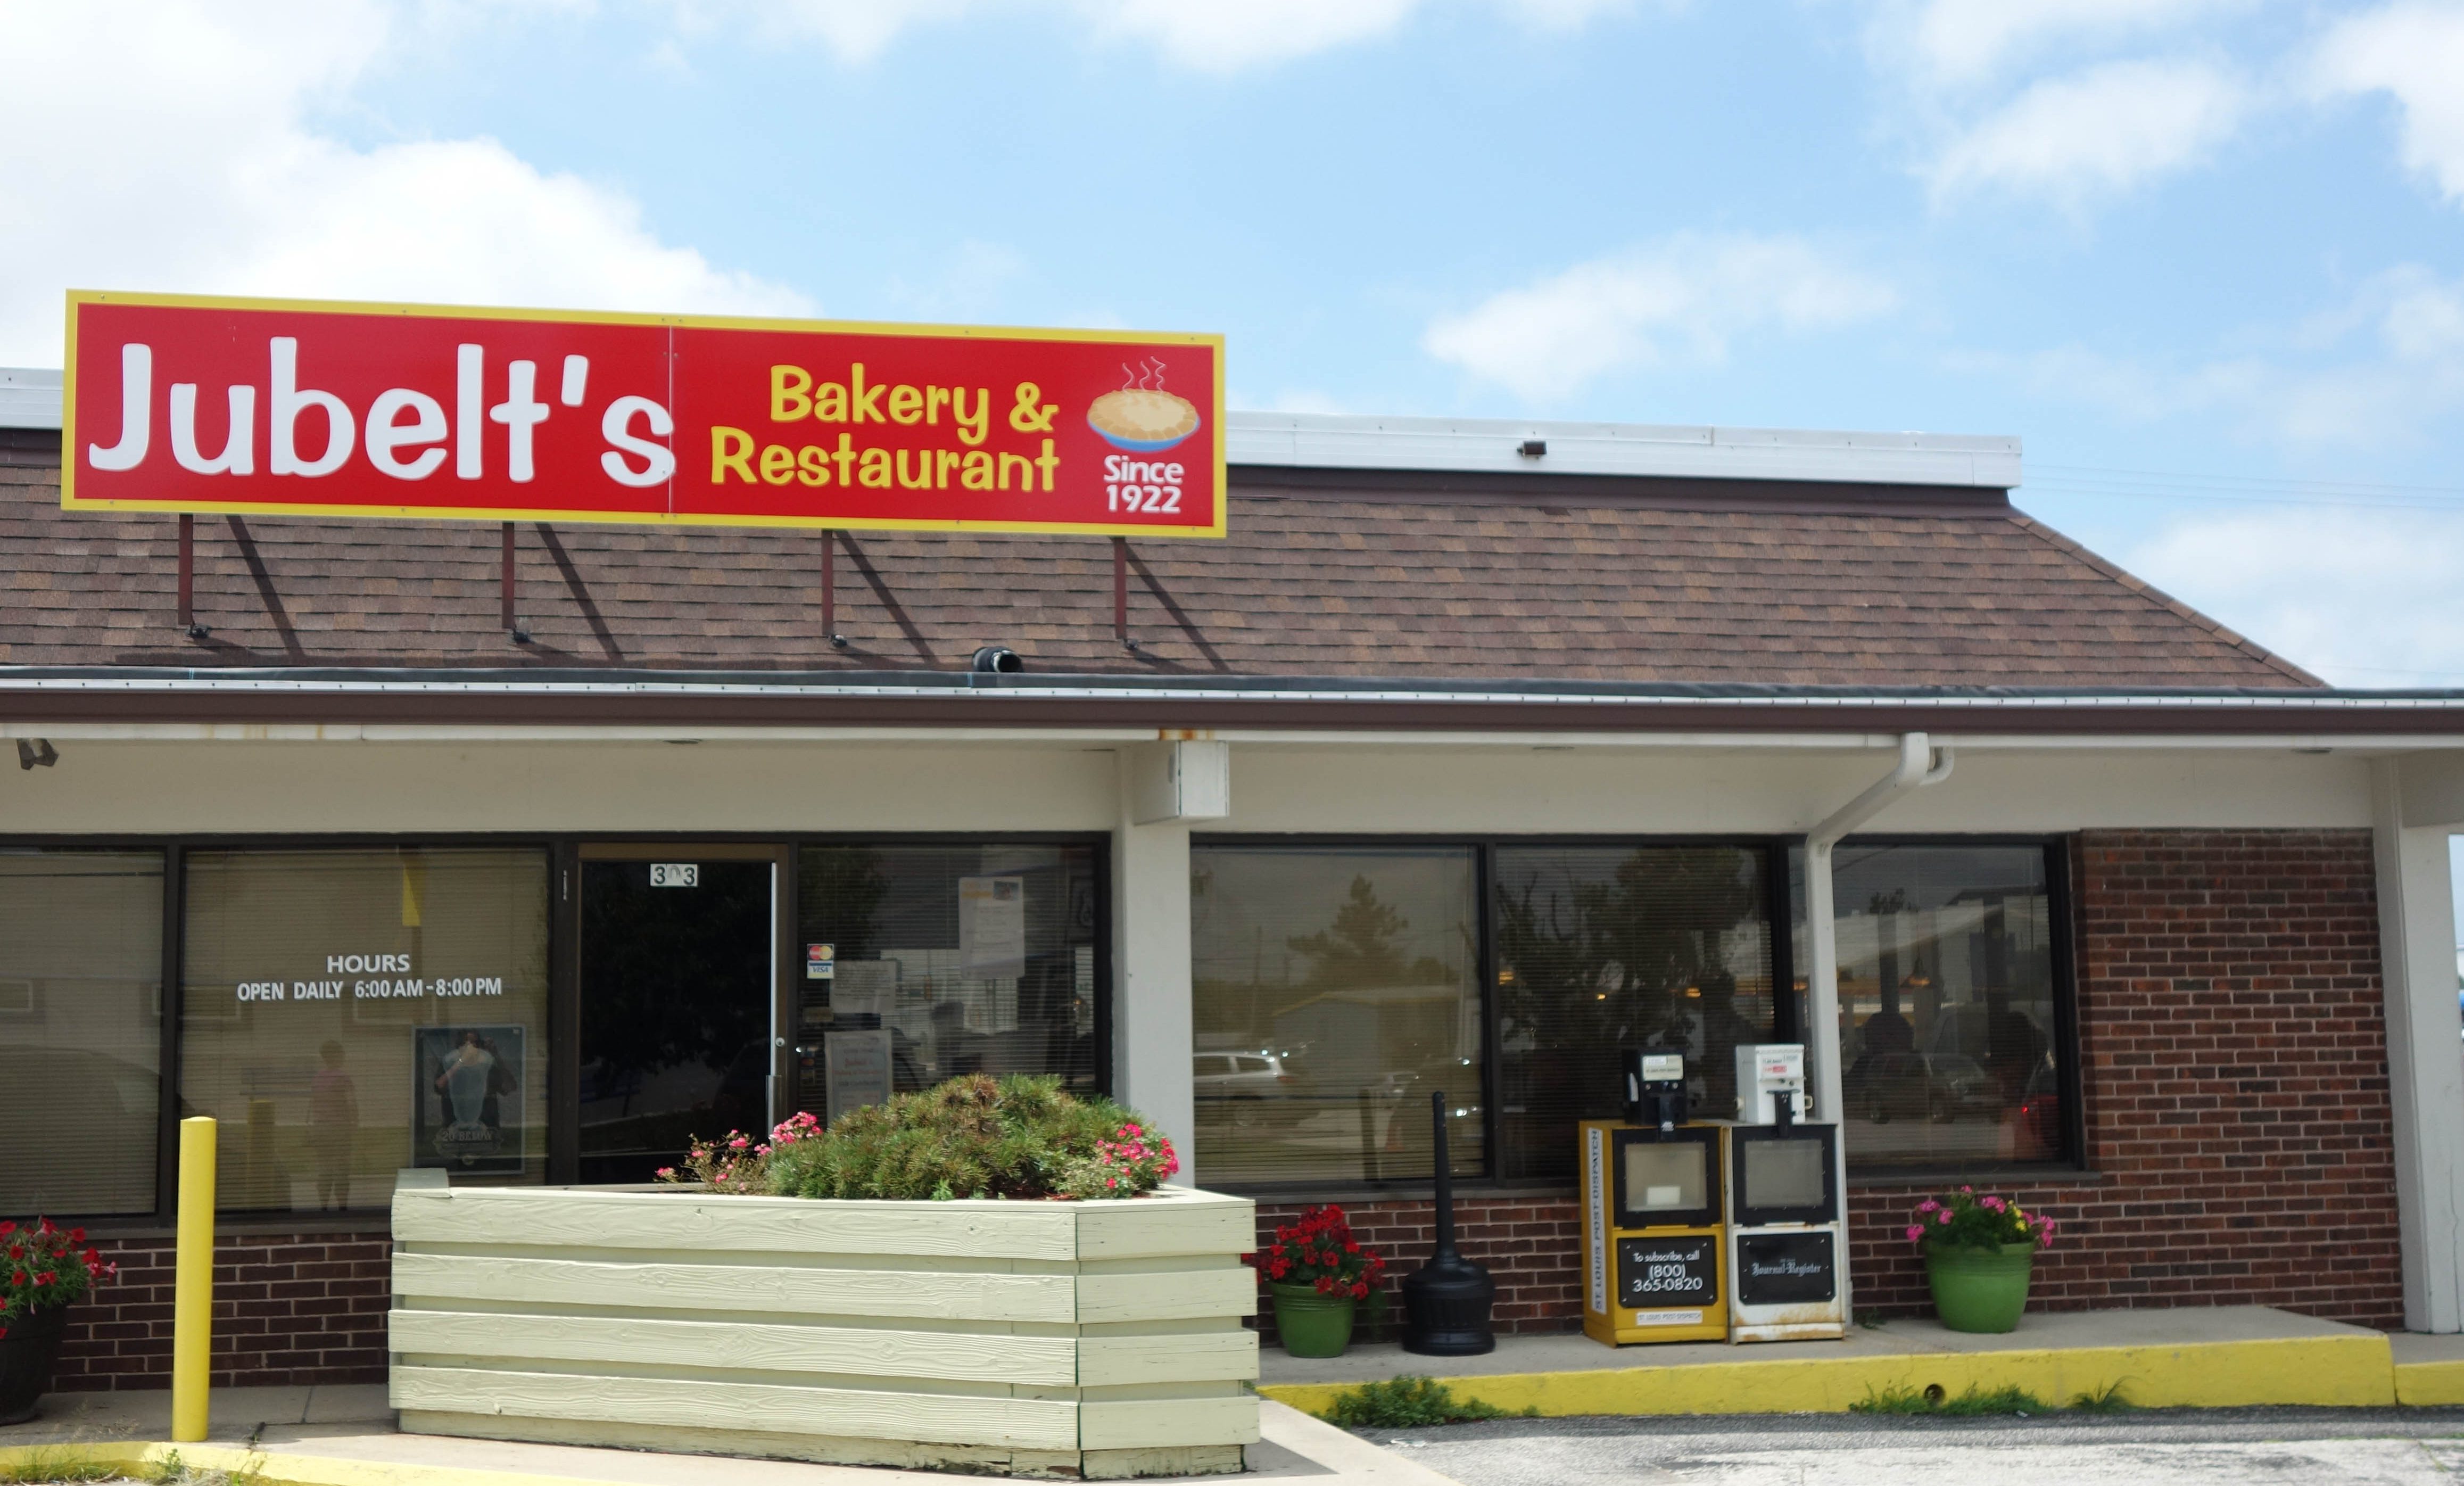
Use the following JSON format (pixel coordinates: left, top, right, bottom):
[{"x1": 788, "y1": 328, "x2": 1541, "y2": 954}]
[
  {"x1": 1853, "y1": 828, "x2": 2400, "y2": 1325},
  {"x1": 1251, "y1": 1198, "x2": 1584, "y2": 1343},
  {"x1": 50, "y1": 1232, "x2": 391, "y2": 1391},
  {"x1": 1253, "y1": 829, "x2": 2405, "y2": 1339}
]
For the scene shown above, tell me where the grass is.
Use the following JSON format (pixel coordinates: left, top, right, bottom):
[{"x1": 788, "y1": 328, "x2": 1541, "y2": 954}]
[
  {"x1": 0, "y1": 1448, "x2": 267, "y2": 1486},
  {"x1": 0, "y1": 1448, "x2": 125, "y2": 1484},
  {"x1": 1317, "y1": 1375, "x2": 1541, "y2": 1429},
  {"x1": 1851, "y1": 1378, "x2": 2138, "y2": 1417},
  {"x1": 1851, "y1": 1382, "x2": 2049, "y2": 1416}
]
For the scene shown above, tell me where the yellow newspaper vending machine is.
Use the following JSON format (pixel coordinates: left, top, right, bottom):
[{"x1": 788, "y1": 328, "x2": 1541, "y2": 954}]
[{"x1": 1577, "y1": 1052, "x2": 1727, "y2": 1345}]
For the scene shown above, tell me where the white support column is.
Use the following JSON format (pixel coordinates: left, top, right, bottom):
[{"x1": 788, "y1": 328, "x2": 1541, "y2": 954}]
[
  {"x1": 1805, "y1": 733, "x2": 1955, "y2": 1325},
  {"x1": 2374, "y1": 755, "x2": 2464, "y2": 1332},
  {"x1": 1111, "y1": 743, "x2": 1212, "y2": 1186}
]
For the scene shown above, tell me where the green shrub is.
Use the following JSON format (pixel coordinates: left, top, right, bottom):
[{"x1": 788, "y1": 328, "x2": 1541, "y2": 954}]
[
  {"x1": 762, "y1": 1074, "x2": 1178, "y2": 1201},
  {"x1": 1317, "y1": 1375, "x2": 1538, "y2": 1429}
]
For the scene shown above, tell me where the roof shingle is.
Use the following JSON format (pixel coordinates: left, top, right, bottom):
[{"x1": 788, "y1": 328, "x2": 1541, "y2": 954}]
[{"x1": 0, "y1": 454, "x2": 2319, "y2": 688}]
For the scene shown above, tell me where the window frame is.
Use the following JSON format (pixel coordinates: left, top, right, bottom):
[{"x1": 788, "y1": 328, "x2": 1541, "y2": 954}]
[
  {"x1": 2, "y1": 828, "x2": 1110, "y2": 1234},
  {"x1": 1789, "y1": 833, "x2": 2085, "y2": 1181},
  {"x1": 1192, "y1": 832, "x2": 1799, "y2": 1199}
]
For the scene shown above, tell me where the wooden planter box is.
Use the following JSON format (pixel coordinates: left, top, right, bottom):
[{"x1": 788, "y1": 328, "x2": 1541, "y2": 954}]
[{"x1": 388, "y1": 1184, "x2": 1260, "y2": 1480}]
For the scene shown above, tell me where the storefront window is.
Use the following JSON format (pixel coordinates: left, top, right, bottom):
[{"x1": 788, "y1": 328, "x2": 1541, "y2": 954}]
[
  {"x1": 795, "y1": 844, "x2": 1100, "y2": 1122},
  {"x1": 1793, "y1": 843, "x2": 2065, "y2": 1171},
  {"x1": 180, "y1": 847, "x2": 550, "y2": 1211},
  {"x1": 1189, "y1": 846, "x2": 1483, "y2": 1185},
  {"x1": 1493, "y1": 846, "x2": 1774, "y2": 1182},
  {"x1": 0, "y1": 849, "x2": 164, "y2": 1216}
]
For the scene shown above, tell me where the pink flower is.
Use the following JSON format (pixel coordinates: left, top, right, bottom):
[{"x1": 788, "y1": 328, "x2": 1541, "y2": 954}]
[
  {"x1": 1936, "y1": 1211, "x2": 1951, "y2": 1225},
  {"x1": 728, "y1": 1136, "x2": 750, "y2": 1150},
  {"x1": 1906, "y1": 1224, "x2": 1925, "y2": 1243},
  {"x1": 1981, "y1": 1196, "x2": 2005, "y2": 1212}
]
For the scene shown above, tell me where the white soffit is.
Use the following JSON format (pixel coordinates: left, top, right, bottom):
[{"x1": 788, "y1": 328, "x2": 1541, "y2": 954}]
[
  {"x1": 0, "y1": 368, "x2": 61, "y2": 430},
  {"x1": 1226, "y1": 411, "x2": 2022, "y2": 489}
]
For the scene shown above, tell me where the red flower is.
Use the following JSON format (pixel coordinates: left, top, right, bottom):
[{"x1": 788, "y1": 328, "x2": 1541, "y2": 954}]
[
  {"x1": 1351, "y1": 1282, "x2": 1368, "y2": 1299},
  {"x1": 68, "y1": 1228, "x2": 84, "y2": 1243}
]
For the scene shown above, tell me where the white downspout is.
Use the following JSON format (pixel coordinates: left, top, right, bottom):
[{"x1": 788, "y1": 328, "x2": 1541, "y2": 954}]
[{"x1": 1805, "y1": 731, "x2": 1955, "y2": 1326}]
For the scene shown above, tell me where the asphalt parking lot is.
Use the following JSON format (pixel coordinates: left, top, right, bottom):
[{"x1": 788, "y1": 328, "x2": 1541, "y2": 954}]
[{"x1": 1370, "y1": 1406, "x2": 2464, "y2": 1485}]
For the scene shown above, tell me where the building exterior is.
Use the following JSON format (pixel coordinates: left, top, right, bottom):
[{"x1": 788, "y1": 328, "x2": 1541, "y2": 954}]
[{"x1": 2, "y1": 370, "x2": 2460, "y2": 1388}]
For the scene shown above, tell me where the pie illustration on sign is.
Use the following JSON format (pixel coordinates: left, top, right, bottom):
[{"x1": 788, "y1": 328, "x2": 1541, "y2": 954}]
[{"x1": 1088, "y1": 388, "x2": 1201, "y2": 452}]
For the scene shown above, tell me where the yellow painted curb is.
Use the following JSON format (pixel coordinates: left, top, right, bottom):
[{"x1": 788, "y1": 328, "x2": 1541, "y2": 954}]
[
  {"x1": 1258, "y1": 1333, "x2": 2399, "y2": 1417},
  {"x1": 0, "y1": 1441, "x2": 637, "y2": 1486},
  {"x1": 2395, "y1": 1359, "x2": 2464, "y2": 1406}
]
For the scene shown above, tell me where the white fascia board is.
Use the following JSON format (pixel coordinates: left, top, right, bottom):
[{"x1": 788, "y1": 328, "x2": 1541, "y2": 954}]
[
  {"x1": 0, "y1": 368, "x2": 63, "y2": 431},
  {"x1": 1226, "y1": 411, "x2": 2022, "y2": 489}
]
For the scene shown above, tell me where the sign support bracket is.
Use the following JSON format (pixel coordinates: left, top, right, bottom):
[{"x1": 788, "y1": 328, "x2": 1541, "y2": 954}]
[
  {"x1": 1114, "y1": 538, "x2": 1136, "y2": 651},
  {"x1": 175, "y1": 514, "x2": 209, "y2": 640},
  {"x1": 823, "y1": 531, "x2": 846, "y2": 649},
  {"x1": 502, "y1": 523, "x2": 530, "y2": 645}
]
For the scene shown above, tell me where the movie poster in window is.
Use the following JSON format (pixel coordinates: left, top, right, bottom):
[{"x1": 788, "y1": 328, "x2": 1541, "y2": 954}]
[{"x1": 413, "y1": 1025, "x2": 525, "y2": 1173}]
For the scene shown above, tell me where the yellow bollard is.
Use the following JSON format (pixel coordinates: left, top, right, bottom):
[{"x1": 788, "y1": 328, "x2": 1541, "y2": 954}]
[{"x1": 171, "y1": 1116, "x2": 216, "y2": 1444}]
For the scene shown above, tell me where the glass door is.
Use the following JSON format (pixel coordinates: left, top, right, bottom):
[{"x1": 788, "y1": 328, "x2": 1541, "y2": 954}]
[{"x1": 576, "y1": 846, "x2": 783, "y2": 1184}]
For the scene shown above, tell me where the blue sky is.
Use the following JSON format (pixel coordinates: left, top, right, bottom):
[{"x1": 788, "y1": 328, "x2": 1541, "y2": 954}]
[{"x1": 6, "y1": 0, "x2": 2464, "y2": 686}]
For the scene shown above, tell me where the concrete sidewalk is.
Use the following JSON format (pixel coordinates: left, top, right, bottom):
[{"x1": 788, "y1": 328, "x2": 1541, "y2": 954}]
[
  {"x1": 1258, "y1": 1306, "x2": 2422, "y2": 1416},
  {"x1": 1, "y1": 1388, "x2": 1462, "y2": 1486}
]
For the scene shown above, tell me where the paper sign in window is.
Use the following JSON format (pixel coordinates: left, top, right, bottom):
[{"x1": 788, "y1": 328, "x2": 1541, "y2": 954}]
[{"x1": 957, "y1": 876, "x2": 1027, "y2": 980}]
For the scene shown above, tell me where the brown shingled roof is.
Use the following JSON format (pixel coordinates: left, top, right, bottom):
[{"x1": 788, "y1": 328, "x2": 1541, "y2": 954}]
[{"x1": 0, "y1": 440, "x2": 2318, "y2": 688}]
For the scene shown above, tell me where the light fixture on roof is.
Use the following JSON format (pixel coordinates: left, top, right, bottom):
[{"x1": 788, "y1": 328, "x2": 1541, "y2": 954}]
[
  {"x1": 16, "y1": 738, "x2": 58, "y2": 770},
  {"x1": 1517, "y1": 440, "x2": 1547, "y2": 459}
]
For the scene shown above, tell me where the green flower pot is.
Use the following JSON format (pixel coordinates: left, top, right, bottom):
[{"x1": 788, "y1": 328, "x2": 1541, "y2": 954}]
[
  {"x1": 1925, "y1": 1241, "x2": 2037, "y2": 1333},
  {"x1": 1270, "y1": 1281, "x2": 1359, "y2": 1358}
]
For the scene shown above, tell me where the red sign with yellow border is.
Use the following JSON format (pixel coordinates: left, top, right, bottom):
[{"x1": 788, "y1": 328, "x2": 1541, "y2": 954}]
[{"x1": 62, "y1": 292, "x2": 1226, "y2": 538}]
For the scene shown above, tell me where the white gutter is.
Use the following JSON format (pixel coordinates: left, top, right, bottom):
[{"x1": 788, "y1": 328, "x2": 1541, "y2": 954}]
[
  {"x1": 1804, "y1": 731, "x2": 1956, "y2": 1324},
  {"x1": 6, "y1": 674, "x2": 2464, "y2": 712},
  {"x1": 2, "y1": 721, "x2": 2462, "y2": 752}
]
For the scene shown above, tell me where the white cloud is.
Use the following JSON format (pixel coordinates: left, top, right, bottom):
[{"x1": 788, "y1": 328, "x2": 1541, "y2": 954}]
[
  {"x1": 2125, "y1": 507, "x2": 2464, "y2": 686},
  {"x1": 743, "y1": 0, "x2": 1643, "y2": 70},
  {"x1": 1081, "y1": 0, "x2": 1421, "y2": 72},
  {"x1": 1881, "y1": 0, "x2": 2249, "y2": 87},
  {"x1": 724, "y1": 0, "x2": 986, "y2": 63},
  {"x1": 1421, "y1": 233, "x2": 1897, "y2": 402},
  {"x1": 1980, "y1": 264, "x2": 2464, "y2": 447},
  {"x1": 0, "y1": 0, "x2": 806, "y2": 364},
  {"x1": 1926, "y1": 57, "x2": 2251, "y2": 205},
  {"x1": 2310, "y1": 1, "x2": 2464, "y2": 205}
]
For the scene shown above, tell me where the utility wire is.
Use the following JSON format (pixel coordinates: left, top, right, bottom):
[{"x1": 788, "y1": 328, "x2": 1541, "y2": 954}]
[{"x1": 2020, "y1": 462, "x2": 2464, "y2": 514}]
